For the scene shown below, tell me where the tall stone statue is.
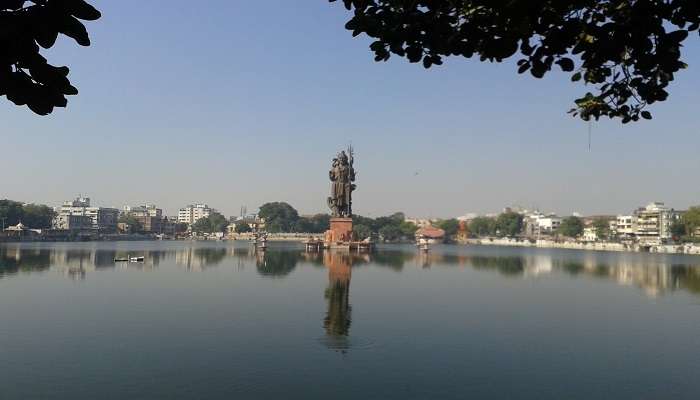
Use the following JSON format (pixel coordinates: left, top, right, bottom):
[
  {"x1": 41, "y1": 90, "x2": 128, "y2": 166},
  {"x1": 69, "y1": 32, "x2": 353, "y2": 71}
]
[{"x1": 327, "y1": 147, "x2": 356, "y2": 218}]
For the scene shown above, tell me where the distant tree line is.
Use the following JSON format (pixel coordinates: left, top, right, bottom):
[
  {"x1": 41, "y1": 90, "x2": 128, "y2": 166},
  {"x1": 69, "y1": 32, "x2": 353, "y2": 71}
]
[
  {"x1": 467, "y1": 211, "x2": 525, "y2": 238},
  {"x1": 467, "y1": 212, "x2": 591, "y2": 239},
  {"x1": 353, "y1": 212, "x2": 418, "y2": 241},
  {"x1": 192, "y1": 212, "x2": 229, "y2": 234},
  {"x1": 558, "y1": 216, "x2": 584, "y2": 238},
  {"x1": 258, "y1": 202, "x2": 330, "y2": 234},
  {"x1": 671, "y1": 207, "x2": 700, "y2": 242},
  {"x1": 257, "y1": 202, "x2": 422, "y2": 241},
  {"x1": 0, "y1": 199, "x2": 55, "y2": 229}
]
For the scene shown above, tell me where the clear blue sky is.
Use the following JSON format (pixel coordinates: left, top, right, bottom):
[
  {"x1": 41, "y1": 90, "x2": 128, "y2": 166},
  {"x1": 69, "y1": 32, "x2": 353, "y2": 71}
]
[{"x1": 2, "y1": 0, "x2": 700, "y2": 218}]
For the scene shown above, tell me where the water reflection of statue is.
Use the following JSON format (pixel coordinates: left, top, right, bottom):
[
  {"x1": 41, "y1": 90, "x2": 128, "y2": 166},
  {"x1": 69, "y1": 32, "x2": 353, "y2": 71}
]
[
  {"x1": 418, "y1": 251, "x2": 431, "y2": 269},
  {"x1": 327, "y1": 147, "x2": 356, "y2": 218},
  {"x1": 323, "y1": 252, "x2": 352, "y2": 340},
  {"x1": 256, "y1": 251, "x2": 300, "y2": 277}
]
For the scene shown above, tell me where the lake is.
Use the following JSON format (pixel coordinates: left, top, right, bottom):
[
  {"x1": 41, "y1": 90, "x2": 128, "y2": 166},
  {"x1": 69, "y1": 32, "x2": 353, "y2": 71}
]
[{"x1": 2, "y1": 241, "x2": 700, "y2": 400}]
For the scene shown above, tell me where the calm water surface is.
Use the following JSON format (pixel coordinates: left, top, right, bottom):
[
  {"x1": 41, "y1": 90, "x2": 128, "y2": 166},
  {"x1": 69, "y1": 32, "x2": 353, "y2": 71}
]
[{"x1": 2, "y1": 241, "x2": 700, "y2": 399}]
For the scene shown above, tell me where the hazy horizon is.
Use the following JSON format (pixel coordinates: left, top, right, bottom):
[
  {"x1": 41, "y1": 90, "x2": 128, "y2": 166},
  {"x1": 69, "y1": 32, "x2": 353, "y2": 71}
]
[{"x1": 3, "y1": 0, "x2": 700, "y2": 219}]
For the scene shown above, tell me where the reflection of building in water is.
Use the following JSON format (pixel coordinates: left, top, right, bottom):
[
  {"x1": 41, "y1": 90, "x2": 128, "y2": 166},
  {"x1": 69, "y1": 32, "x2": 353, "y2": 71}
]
[
  {"x1": 323, "y1": 252, "x2": 352, "y2": 339},
  {"x1": 578, "y1": 255, "x2": 678, "y2": 298},
  {"x1": 522, "y1": 255, "x2": 553, "y2": 277},
  {"x1": 175, "y1": 247, "x2": 227, "y2": 271},
  {"x1": 0, "y1": 246, "x2": 52, "y2": 278},
  {"x1": 0, "y1": 245, "x2": 170, "y2": 279}
]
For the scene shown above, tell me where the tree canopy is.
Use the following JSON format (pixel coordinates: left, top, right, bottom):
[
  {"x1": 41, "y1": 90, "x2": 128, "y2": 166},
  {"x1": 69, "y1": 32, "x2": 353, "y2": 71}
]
[
  {"x1": 192, "y1": 212, "x2": 229, "y2": 234},
  {"x1": 495, "y1": 212, "x2": 523, "y2": 237},
  {"x1": 331, "y1": 0, "x2": 700, "y2": 123},
  {"x1": 352, "y1": 212, "x2": 417, "y2": 241},
  {"x1": 293, "y1": 213, "x2": 330, "y2": 233},
  {"x1": 378, "y1": 224, "x2": 403, "y2": 241},
  {"x1": 469, "y1": 216, "x2": 496, "y2": 237},
  {"x1": 0, "y1": 199, "x2": 55, "y2": 229},
  {"x1": 670, "y1": 219, "x2": 686, "y2": 239},
  {"x1": 1, "y1": 0, "x2": 101, "y2": 115},
  {"x1": 234, "y1": 222, "x2": 252, "y2": 234},
  {"x1": 681, "y1": 206, "x2": 700, "y2": 237},
  {"x1": 258, "y1": 202, "x2": 301, "y2": 233},
  {"x1": 437, "y1": 218, "x2": 460, "y2": 237},
  {"x1": 118, "y1": 214, "x2": 143, "y2": 233},
  {"x1": 592, "y1": 217, "x2": 612, "y2": 240},
  {"x1": 353, "y1": 223, "x2": 372, "y2": 240},
  {"x1": 558, "y1": 216, "x2": 584, "y2": 237}
]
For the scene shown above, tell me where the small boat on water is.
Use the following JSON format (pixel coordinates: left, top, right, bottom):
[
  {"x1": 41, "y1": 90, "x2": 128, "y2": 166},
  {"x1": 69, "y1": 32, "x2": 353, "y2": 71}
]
[{"x1": 115, "y1": 256, "x2": 145, "y2": 262}]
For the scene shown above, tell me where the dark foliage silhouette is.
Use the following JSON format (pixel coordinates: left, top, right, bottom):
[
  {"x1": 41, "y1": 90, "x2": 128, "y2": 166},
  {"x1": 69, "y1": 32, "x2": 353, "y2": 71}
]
[
  {"x1": 331, "y1": 0, "x2": 699, "y2": 122},
  {"x1": 0, "y1": 0, "x2": 100, "y2": 115}
]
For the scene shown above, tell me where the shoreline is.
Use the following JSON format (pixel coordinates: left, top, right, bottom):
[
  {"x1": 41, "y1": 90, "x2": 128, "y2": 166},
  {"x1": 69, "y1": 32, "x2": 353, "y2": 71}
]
[
  {"x1": 4, "y1": 235, "x2": 700, "y2": 256},
  {"x1": 459, "y1": 237, "x2": 700, "y2": 255}
]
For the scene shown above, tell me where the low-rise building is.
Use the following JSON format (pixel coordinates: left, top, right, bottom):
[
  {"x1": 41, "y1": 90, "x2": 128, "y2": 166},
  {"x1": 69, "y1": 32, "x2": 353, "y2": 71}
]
[
  {"x1": 227, "y1": 215, "x2": 265, "y2": 236},
  {"x1": 121, "y1": 204, "x2": 166, "y2": 233},
  {"x1": 415, "y1": 226, "x2": 446, "y2": 244},
  {"x1": 53, "y1": 214, "x2": 94, "y2": 231},
  {"x1": 161, "y1": 217, "x2": 182, "y2": 236},
  {"x1": 582, "y1": 227, "x2": 598, "y2": 242},
  {"x1": 133, "y1": 215, "x2": 162, "y2": 233},
  {"x1": 3, "y1": 222, "x2": 39, "y2": 239},
  {"x1": 524, "y1": 212, "x2": 562, "y2": 237}
]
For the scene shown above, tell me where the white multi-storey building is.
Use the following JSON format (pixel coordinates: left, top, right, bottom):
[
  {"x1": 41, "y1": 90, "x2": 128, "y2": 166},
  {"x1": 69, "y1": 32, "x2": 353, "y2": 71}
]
[
  {"x1": 54, "y1": 196, "x2": 119, "y2": 231},
  {"x1": 178, "y1": 204, "x2": 214, "y2": 225},
  {"x1": 633, "y1": 202, "x2": 680, "y2": 244},
  {"x1": 123, "y1": 204, "x2": 162, "y2": 218},
  {"x1": 524, "y1": 211, "x2": 562, "y2": 236},
  {"x1": 612, "y1": 215, "x2": 634, "y2": 238}
]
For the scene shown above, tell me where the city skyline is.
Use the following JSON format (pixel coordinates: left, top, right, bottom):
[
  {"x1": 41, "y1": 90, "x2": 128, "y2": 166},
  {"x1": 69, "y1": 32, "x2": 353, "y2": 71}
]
[
  {"x1": 2, "y1": 0, "x2": 700, "y2": 218},
  {"x1": 4, "y1": 193, "x2": 696, "y2": 222}
]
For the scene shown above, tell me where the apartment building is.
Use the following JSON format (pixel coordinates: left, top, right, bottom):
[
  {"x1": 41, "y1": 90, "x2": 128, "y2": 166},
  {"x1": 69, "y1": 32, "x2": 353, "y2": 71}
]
[
  {"x1": 123, "y1": 204, "x2": 162, "y2": 218},
  {"x1": 612, "y1": 215, "x2": 634, "y2": 238},
  {"x1": 178, "y1": 204, "x2": 215, "y2": 225},
  {"x1": 55, "y1": 196, "x2": 119, "y2": 232},
  {"x1": 633, "y1": 202, "x2": 680, "y2": 244}
]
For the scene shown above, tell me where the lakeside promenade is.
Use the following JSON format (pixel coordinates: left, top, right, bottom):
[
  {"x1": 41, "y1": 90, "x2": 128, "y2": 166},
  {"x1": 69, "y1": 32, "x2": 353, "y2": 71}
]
[
  {"x1": 460, "y1": 237, "x2": 700, "y2": 255},
  {"x1": 0, "y1": 232, "x2": 325, "y2": 244}
]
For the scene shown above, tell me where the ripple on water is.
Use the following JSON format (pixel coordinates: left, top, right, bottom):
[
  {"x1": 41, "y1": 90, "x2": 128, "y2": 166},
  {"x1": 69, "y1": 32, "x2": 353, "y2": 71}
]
[{"x1": 316, "y1": 335, "x2": 377, "y2": 352}]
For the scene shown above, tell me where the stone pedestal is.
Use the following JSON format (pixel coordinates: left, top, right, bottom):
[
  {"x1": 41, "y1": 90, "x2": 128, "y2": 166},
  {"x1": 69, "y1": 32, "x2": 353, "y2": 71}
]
[{"x1": 325, "y1": 217, "x2": 353, "y2": 243}]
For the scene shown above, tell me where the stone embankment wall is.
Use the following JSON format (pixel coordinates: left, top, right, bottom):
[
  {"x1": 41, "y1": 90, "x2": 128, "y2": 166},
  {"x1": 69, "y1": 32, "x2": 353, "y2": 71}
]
[
  {"x1": 461, "y1": 238, "x2": 700, "y2": 255},
  {"x1": 228, "y1": 233, "x2": 324, "y2": 242}
]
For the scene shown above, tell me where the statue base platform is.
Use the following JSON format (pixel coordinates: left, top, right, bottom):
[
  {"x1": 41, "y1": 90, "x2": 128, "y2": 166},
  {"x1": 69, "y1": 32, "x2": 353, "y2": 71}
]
[
  {"x1": 326, "y1": 217, "x2": 353, "y2": 243},
  {"x1": 322, "y1": 217, "x2": 373, "y2": 252}
]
